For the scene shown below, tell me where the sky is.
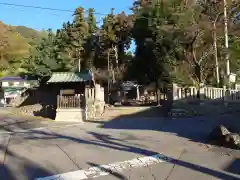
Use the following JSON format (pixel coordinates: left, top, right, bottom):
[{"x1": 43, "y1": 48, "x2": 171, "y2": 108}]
[{"x1": 0, "y1": 0, "x2": 133, "y2": 31}]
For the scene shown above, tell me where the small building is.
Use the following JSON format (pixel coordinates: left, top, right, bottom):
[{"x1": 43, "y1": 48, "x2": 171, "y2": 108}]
[
  {"x1": 47, "y1": 71, "x2": 94, "y2": 93},
  {"x1": 0, "y1": 75, "x2": 38, "y2": 106},
  {"x1": 0, "y1": 76, "x2": 38, "y2": 88},
  {"x1": 46, "y1": 71, "x2": 105, "y2": 122}
]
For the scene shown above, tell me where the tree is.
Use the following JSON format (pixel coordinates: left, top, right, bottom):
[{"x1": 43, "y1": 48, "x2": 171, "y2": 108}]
[
  {"x1": 199, "y1": 0, "x2": 240, "y2": 86},
  {"x1": 114, "y1": 12, "x2": 133, "y2": 65},
  {"x1": 131, "y1": 0, "x2": 181, "y2": 85},
  {"x1": 97, "y1": 8, "x2": 119, "y2": 83},
  {"x1": 174, "y1": 2, "x2": 216, "y2": 87},
  {"x1": 82, "y1": 8, "x2": 98, "y2": 70},
  {"x1": 130, "y1": 0, "x2": 155, "y2": 84},
  {"x1": 0, "y1": 21, "x2": 30, "y2": 74},
  {"x1": 5, "y1": 32, "x2": 30, "y2": 74},
  {"x1": 70, "y1": 7, "x2": 89, "y2": 71},
  {"x1": 55, "y1": 21, "x2": 74, "y2": 70},
  {"x1": 2, "y1": 1, "x2": 238, "y2": 87},
  {"x1": 0, "y1": 22, "x2": 10, "y2": 70},
  {"x1": 229, "y1": 36, "x2": 240, "y2": 72},
  {"x1": 23, "y1": 30, "x2": 68, "y2": 76}
]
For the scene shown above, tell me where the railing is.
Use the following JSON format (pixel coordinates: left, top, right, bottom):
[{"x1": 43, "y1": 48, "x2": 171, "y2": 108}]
[
  {"x1": 228, "y1": 89, "x2": 240, "y2": 101},
  {"x1": 57, "y1": 95, "x2": 84, "y2": 109},
  {"x1": 176, "y1": 87, "x2": 225, "y2": 100},
  {"x1": 176, "y1": 87, "x2": 198, "y2": 99},
  {"x1": 174, "y1": 85, "x2": 240, "y2": 102}
]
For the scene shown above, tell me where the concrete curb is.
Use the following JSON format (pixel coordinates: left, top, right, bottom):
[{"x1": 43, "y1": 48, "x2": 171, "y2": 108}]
[{"x1": 35, "y1": 153, "x2": 169, "y2": 180}]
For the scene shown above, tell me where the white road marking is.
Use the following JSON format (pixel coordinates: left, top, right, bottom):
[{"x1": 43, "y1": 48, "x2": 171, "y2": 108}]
[{"x1": 36, "y1": 153, "x2": 169, "y2": 180}]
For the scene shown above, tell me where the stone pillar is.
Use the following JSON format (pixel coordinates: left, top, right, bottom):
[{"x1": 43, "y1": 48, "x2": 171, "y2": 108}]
[
  {"x1": 172, "y1": 83, "x2": 178, "y2": 101},
  {"x1": 164, "y1": 83, "x2": 177, "y2": 116},
  {"x1": 94, "y1": 84, "x2": 105, "y2": 118},
  {"x1": 199, "y1": 87, "x2": 205, "y2": 100},
  {"x1": 223, "y1": 85, "x2": 228, "y2": 107},
  {"x1": 95, "y1": 84, "x2": 104, "y2": 101},
  {"x1": 136, "y1": 86, "x2": 140, "y2": 101}
]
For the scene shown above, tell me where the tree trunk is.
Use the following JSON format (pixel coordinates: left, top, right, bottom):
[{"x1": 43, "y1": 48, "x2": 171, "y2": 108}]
[
  {"x1": 111, "y1": 66, "x2": 116, "y2": 84},
  {"x1": 194, "y1": 63, "x2": 201, "y2": 100}
]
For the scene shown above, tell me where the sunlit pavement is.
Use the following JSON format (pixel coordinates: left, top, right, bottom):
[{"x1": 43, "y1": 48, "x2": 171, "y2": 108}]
[{"x1": 0, "y1": 113, "x2": 240, "y2": 180}]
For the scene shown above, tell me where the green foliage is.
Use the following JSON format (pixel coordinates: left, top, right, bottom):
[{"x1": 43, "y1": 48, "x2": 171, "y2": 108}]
[
  {"x1": 0, "y1": 1, "x2": 239, "y2": 88},
  {"x1": 22, "y1": 30, "x2": 67, "y2": 76},
  {"x1": 82, "y1": 8, "x2": 98, "y2": 69},
  {"x1": 130, "y1": 0, "x2": 240, "y2": 86},
  {"x1": 12, "y1": 26, "x2": 46, "y2": 45}
]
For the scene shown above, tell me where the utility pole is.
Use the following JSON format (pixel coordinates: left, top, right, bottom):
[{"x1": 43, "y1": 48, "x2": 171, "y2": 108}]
[
  {"x1": 77, "y1": 48, "x2": 81, "y2": 72},
  {"x1": 112, "y1": 45, "x2": 117, "y2": 83},
  {"x1": 213, "y1": 21, "x2": 220, "y2": 85},
  {"x1": 78, "y1": 58, "x2": 81, "y2": 72},
  {"x1": 213, "y1": 10, "x2": 221, "y2": 86},
  {"x1": 223, "y1": 0, "x2": 230, "y2": 81},
  {"x1": 107, "y1": 49, "x2": 110, "y2": 104}
]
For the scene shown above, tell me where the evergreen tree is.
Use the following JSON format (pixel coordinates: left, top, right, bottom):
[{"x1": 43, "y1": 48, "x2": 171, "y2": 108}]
[
  {"x1": 70, "y1": 7, "x2": 89, "y2": 71},
  {"x1": 83, "y1": 8, "x2": 98, "y2": 69}
]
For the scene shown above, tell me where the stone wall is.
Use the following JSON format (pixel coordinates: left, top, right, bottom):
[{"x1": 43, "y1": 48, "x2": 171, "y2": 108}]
[
  {"x1": 85, "y1": 84, "x2": 105, "y2": 120},
  {"x1": 12, "y1": 87, "x2": 58, "y2": 119},
  {"x1": 22, "y1": 88, "x2": 58, "y2": 106}
]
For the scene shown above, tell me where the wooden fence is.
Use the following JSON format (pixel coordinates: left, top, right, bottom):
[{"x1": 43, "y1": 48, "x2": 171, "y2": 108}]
[
  {"x1": 57, "y1": 95, "x2": 84, "y2": 109},
  {"x1": 173, "y1": 84, "x2": 240, "y2": 102}
]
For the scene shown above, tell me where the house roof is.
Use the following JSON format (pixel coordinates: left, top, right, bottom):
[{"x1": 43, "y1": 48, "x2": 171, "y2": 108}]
[
  {"x1": 0, "y1": 76, "x2": 37, "y2": 82},
  {"x1": 0, "y1": 76, "x2": 25, "y2": 82},
  {"x1": 47, "y1": 72, "x2": 93, "y2": 84}
]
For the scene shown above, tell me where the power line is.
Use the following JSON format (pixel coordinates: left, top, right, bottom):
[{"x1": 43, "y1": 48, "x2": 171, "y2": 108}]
[
  {"x1": 0, "y1": 2, "x2": 153, "y2": 20},
  {"x1": 0, "y1": 2, "x2": 112, "y2": 16},
  {"x1": 0, "y1": 1, "x2": 175, "y2": 27},
  {"x1": 0, "y1": 2, "x2": 74, "y2": 12}
]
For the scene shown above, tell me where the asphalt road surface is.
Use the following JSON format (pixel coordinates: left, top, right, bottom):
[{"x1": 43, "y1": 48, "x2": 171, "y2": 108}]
[{"x1": 0, "y1": 113, "x2": 240, "y2": 180}]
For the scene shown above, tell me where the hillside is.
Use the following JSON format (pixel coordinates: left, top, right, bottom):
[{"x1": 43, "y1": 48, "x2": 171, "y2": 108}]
[
  {"x1": 11, "y1": 26, "x2": 48, "y2": 45},
  {"x1": 0, "y1": 21, "x2": 47, "y2": 44},
  {"x1": 0, "y1": 21, "x2": 45, "y2": 76}
]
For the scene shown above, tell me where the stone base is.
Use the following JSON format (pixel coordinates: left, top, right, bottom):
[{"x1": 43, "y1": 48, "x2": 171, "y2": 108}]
[
  {"x1": 85, "y1": 100, "x2": 105, "y2": 120},
  {"x1": 55, "y1": 108, "x2": 85, "y2": 122}
]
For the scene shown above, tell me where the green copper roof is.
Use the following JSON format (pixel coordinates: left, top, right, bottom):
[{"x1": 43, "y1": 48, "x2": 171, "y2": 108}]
[{"x1": 47, "y1": 72, "x2": 93, "y2": 83}]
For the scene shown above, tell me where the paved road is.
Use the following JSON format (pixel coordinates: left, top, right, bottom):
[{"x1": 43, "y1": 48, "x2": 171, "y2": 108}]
[{"x1": 0, "y1": 113, "x2": 240, "y2": 180}]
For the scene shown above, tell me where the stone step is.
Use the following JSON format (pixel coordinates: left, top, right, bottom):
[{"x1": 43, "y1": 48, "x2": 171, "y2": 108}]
[{"x1": 55, "y1": 109, "x2": 85, "y2": 122}]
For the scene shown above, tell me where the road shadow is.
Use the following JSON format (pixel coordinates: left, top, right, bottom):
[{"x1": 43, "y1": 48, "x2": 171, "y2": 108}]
[
  {"x1": 224, "y1": 158, "x2": 240, "y2": 175},
  {"x1": 1, "y1": 99, "x2": 240, "y2": 179},
  {"x1": 14, "y1": 129, "x2": 240, "y2": 180},
  {"x1": 0, "y1": 144, "x2": 54, "y2": 180},
  {"x1": 0, "y1": 114, "x2": 53, "y2": 133},
  {"x1": 98, "y1": 104, "x2": 240, "y2": 146},
  {"x1": 0, "y1": 164, "x2": 17, "y2": 180}
]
